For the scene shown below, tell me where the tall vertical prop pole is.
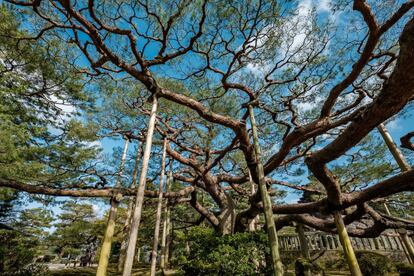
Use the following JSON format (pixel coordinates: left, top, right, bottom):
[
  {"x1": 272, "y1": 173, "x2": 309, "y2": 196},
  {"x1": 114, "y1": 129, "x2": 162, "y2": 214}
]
[
  {"x1": 248, "y1": 105, "x2": 284, "y2": 276},
  {"x1": 334, "y1": 212, "x2": 362, "y2": 276},
  {"x1": 96, "y1": 138, "x2": 129, "y2": 276},
  {"x1": 118, "y1": 143, "x2": 143, "y2": 272},
  {"x1": 377, "y1": 124, "x2": 411, "y2": 171},
  {"x1": 384, "y1": 202, "x2": 414, "y2": 263},
  {"x1": 160, "y1": 162, "x2": 173, "y2": 270},
  {"x1": 150, "y1": 138, "x2": 168, "y2": 276},
  {"x1": 377, "y1": 123, "x2": 414, "y2": 263},
  {"x1": 123, "y1": 96, "x2": 158, "y2": 276}
]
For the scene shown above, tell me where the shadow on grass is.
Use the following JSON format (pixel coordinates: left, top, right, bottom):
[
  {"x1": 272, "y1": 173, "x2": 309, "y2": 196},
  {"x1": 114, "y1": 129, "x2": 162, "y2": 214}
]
[{"x1": 49, "y1": 264, "x2": 180, "y2": 276}]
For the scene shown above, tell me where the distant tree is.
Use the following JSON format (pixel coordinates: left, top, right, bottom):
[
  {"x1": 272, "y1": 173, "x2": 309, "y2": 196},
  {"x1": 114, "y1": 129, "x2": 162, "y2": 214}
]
[{"x1": 49, "y1": 201, "x2": 104, "y2": 259}]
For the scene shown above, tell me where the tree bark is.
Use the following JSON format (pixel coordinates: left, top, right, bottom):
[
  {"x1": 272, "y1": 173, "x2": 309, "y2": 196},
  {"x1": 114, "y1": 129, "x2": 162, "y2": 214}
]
[
  {"x1": 248, "y1": 170, "x2": 258, "y2": 232},
  {"x1": 97, "y1": 138, "x2": 129, "y2": 276},
  {"x1": 118, "y1": 143, "x2": 142, "y2": 272},
  {"x1": 334, "y1": 211, "x2": 362, "y2": 276},
  {"x1": 160, "y1": 164, "x2": 173, "y2": 270},
  {"x1": 123, "y1": 96, "x2": 158, "y2": 276},
  {"x1": 150, "y1": 138, "x2": 168, "y2": 276},
  {"x1": 249, "y1": 105, "x2": 284, "y2": 276}
]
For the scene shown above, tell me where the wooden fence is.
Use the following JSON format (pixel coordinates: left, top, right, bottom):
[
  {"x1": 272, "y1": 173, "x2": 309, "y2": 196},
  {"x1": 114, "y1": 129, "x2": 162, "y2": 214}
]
[{"x1": 279, "y1": 232, "x2": 411, "y2": 252}]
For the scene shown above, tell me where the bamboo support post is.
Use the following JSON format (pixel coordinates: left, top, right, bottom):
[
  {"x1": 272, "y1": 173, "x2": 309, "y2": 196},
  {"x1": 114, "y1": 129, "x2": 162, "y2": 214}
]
[
  {"x1": 97, "y1": 138, "x2": 129, "y2": 276},
  {"x1": 249, "y1": 105, "x2": 283, "y2": 276},
  {"x1": 123, "y1": 96, "x2": 158, "y2": 276},
  {"x1": 150, "y1": 138, "x2": 168, "y2": 276},
  {"x1": 334, "y1": 211, "x2": 362, "y2": 276}
]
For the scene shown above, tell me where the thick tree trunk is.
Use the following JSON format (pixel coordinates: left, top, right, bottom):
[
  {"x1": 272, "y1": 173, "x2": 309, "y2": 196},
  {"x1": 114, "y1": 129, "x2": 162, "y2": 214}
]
[
  {"x1": 118, "y1": 143, "x2": 142, "y2": 272},
  {"x1": 160, "y1": 166, "x2": 172, "y2": 270},
  {"x1": 150, "y1": 138, "x2": 168, "y2": 276},
  {"x1": 248, "y1": 170, "x2": 258, "y2": 232},
  {"x1": 123, "y1": 96, "x2": 158, "y2": 276},
  {"x1": 334, "y1": 211, "x2": 362, "y2": 276},
  {"x1": 218, "y1": 195, "x2": 236, "y2": 235},
  {"x1": 378, "y1": 123, "x2": 414, "y2": 263},
  {"x1": 97, "y1": 138, "x2": 129, "y2": 276},
  {"x1": 249, "y1": 105, "x2": 284, "y2": 276}
]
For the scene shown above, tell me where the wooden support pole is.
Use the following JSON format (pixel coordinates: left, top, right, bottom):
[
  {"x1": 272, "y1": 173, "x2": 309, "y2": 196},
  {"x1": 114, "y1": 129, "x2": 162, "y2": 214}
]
[
  {"x1": 136, "y1": 247, "x2": 141, "y2": 263},
  {"x1": 334, "y1": 211, "x2": 362, "y2": 276},
  {"x1": 378, "y1": 123, "x2": 414, "y2": 263},
  {"x1": 249, "y1": 105, "x2": 284, "y2": 276},
  {"x1": 160, "y1": 162, "x2": 173, "y2": 270},
  {"x1": 377, "y1": 124, "x2": 411, "y2": 171},
  {"x1": 150, "y1": 138, "x2": 168, "y2": 276},
  {"x1": 401, "y1": 231, "x2": 414, "y2": 264},
  {"x1": 123, "y1": 96, "x2": 158, "y2": 276},
  {"x1": 118, "y1": 143, "x2": 142, "y2": 272},
  {"x1": 167, "y1": 217, "x2": 173, "y2": 264},
  {"x1": 97, "y1": 138, "x2": 129, "y2": 276}
]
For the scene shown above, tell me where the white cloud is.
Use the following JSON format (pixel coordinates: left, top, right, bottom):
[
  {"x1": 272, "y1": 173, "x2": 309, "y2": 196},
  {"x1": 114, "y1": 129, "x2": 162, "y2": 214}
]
[
  {"x1": 84, "y1": 140, "x2": 102, "y2": 149},
  {"x1": 92, "y1": 204, "x2": 100, "y2": 215},
  {"x1": 296, "y1": 101, "x2": 317, "y2": 112},
  {"x1": 244, "y1": 0, "x2": 336, "y2": 76},
  {"x1": 316, "y1": 0, "x2": 331, "y2": 14},
  {"x1": 386, "y1": 119, "x2": 402, "y2": 132},
  {"x1": 49, "y1": 95, "x2": 76, "y2": 118},
  {"x1": 92, "y1": 203, "x2": 107, "y2": 218}
]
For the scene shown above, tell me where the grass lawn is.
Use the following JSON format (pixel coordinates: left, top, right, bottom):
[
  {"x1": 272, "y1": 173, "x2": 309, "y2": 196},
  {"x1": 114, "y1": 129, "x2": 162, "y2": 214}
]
[{"x1": 49, "y1": 264, "x2": 180, "y2": 276}]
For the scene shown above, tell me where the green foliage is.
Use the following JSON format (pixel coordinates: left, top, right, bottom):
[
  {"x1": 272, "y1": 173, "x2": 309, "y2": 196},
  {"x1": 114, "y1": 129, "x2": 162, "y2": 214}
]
[
  {"x1": 48, "y1": 201, "x2": 104, "y2": 258},
  {"x1": 294, "y1": 258, "x2": 323, "y2": 276},
  {"x1": 174, "y1": 226, "x2": 272, "y2": 275},
  {"x1": 0, "y1": 229, "x2": 38, "y2": 273},
  {"x1": 0, "y1": 188, "x2": 19, "y2": 224},
  {"x1": 0, "y1": 230, "x2": 47, "y2": 276},
  {"x1": 0, "y1": 6, "x2": 99, "y2": 185},
  {"x1": 355, "y1": 251, "x2": 395, "y2": 276},
  {"x1": 0, "y1": 204, "x2": 54, "y2": 274},
  {"x1": 314, "y1": 251, "x2": 348, "y2": 272},
  {"x1": 15, "y1": 207, "x2": 53, "y2": 238}
]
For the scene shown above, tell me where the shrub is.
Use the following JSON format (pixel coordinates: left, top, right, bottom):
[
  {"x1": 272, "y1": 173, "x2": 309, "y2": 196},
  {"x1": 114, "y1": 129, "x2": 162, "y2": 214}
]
[
  {"x1": 0, "y1": 230, "x2": 38, "y2": 273},
  {"x1": 316, "y1": 251, "x2": 347, "y2": 272},
  {"x1": 295, "y1": 258, "x2": 324, "y2": 276},
  {"x1": 16, "y1": 263, "x2": 49, "y2": 276},
  {"x1": 176, "y1": 226, "x2": 273, "y2": 275},
  {"x1": 355, "y1": 250, "x2": 395, "y2": 276}
]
